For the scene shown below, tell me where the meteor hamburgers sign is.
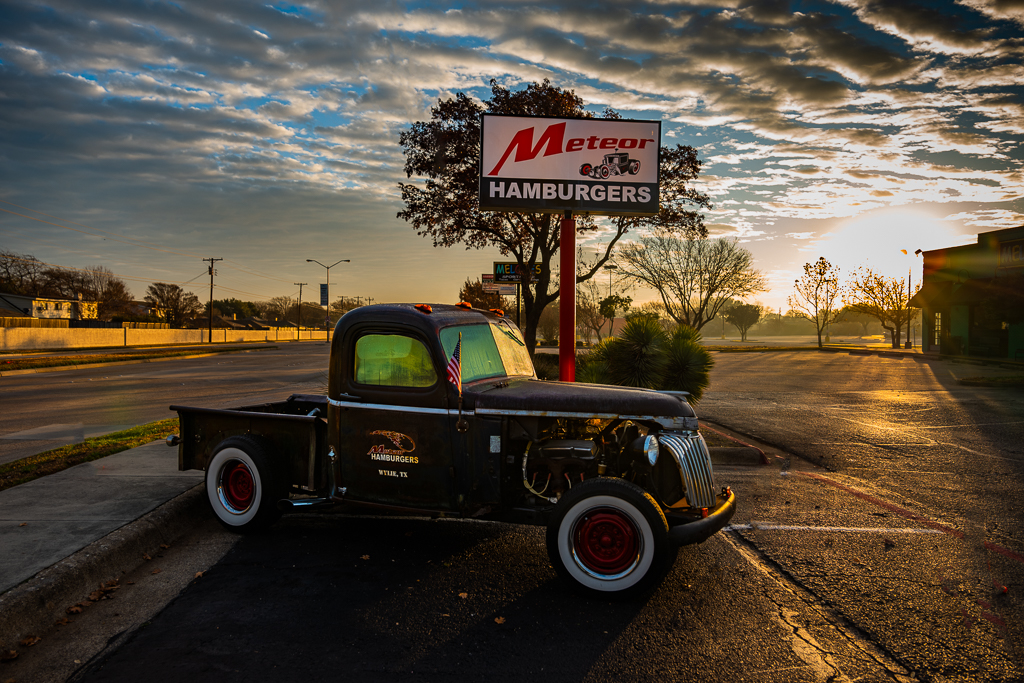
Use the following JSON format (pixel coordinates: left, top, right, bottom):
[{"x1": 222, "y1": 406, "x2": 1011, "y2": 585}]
[{"x1": 479, "y1": 115, "x2": 661, "y2": 217}]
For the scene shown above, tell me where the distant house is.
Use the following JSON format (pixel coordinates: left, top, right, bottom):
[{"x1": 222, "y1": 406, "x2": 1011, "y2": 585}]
[{"x1": 0, "y1": 292, "x2": 98, "y2": 321}]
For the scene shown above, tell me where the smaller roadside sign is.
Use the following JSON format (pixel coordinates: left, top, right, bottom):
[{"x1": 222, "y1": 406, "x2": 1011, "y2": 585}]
[
  {"x1": 494, "y1": 262, "x2": 544, "y2": 284},
  {"x1": 497, "y1": 284, "x2": 517, "y2": 296}
]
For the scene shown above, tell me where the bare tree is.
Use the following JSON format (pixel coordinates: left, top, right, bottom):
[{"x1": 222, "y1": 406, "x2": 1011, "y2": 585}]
[
  {"x1": 617, "y1": 232, "x2": 766, "y2": 331},
  {"x1": 843, "y1": 268, "x2": 916, "y2": 349},
  {"x1": 84, "y1": 266, "x2": 134, "y2": 320},
  {"x1": 145, "y1": 283, "x2": 202, "y2": 327},
  {"x1": 789, "y1": 257, "x2": 843, "y2": 348},
  {"x1": 575, "y1": 275, "x2": 606, "y2": 344},
  {"x1": 0, "y1": 250, "x2": 46, "y2": 295}
]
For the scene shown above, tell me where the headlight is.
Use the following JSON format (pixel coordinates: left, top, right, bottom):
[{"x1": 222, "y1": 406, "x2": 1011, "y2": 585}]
[
  {"x1": 628, "y1": 434, "x2": 659, "y2": 468},
  {"x1": 644, "y1": 435, "x2": 659, "y2": 466}
]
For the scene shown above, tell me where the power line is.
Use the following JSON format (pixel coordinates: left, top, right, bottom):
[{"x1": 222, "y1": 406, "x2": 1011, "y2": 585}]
[{"x1": 204, "y1": 257, "x2": 223, "y2": 342}]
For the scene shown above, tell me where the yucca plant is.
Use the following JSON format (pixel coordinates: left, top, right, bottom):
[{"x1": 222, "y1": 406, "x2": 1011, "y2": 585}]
[
  {"x1": 602, "y1": 316, "x2": 668, "y2": 388},
  {"x1": 577, "y1": 320, "x2": 714, "y2": 402},
  {"x1": 661, "y1": 325, "x2": 714, "y2": 403}
]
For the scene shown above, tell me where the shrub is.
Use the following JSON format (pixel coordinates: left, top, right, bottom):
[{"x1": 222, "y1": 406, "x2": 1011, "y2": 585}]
[{"x1": 577, "y1": 319, "x2": 714, "y2": 403}]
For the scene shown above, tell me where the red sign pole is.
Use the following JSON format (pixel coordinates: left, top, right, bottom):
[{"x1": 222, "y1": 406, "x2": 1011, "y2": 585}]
[{"x1": 559, "y1": 211, "x2": 576, "y2": 382}]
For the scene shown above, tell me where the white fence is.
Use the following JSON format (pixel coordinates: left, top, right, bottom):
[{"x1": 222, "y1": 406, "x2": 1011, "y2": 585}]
[{"x1": 0, "y1": 327, "x2": 331, "y2": 350}]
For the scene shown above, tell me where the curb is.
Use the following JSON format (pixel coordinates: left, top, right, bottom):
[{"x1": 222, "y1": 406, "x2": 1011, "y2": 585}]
[
  {"x1": 709, "y1": 446, "x2": 767, "y2": 467},
  {"x1": 0, "y1": 484, "x2": 207, "y2": 654}
]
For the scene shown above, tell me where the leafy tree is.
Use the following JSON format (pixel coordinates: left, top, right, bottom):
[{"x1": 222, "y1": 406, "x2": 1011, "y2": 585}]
[
  {"x1": 599, "y1": 294, "x2": 632, "y2": 337},
  {"x1": 724, "y1": 302, "x2": 763, "y2": 342},
  {"x1": 458, "y1": 278, "x2": 511, "y2": 312},
  {"x1": 618, "y1": 233, "x2": 766, "y2": 331},
  {"x1": 208, "y1": 298, "x2": 262, "y2": 320},
  {"x1": 843, "y1": 268, "x2": 916, "y2": 348},
  {"x1": 145, "y1": 283, "x2": 202, "y2": 327},
  {"x1": 835, "y1": 305, "x2": 877, "y2": 336},
  {"x1": 537, "y1": 303, "x2": 560, "y2": 345},
  {"x1": 789, "y1": 257, "x2": 842, "y2": 348},
  {"x1": 578, "y1": 317, "x2": 714, "y2": 403},
  {"x1": 398, "y1": 79, "x2": 711, "y2": 355}
]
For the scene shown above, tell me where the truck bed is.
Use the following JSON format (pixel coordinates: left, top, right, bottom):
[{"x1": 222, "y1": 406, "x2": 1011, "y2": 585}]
[{"x1": 170, "y1": 394, "x2": 328, "y2": 492}]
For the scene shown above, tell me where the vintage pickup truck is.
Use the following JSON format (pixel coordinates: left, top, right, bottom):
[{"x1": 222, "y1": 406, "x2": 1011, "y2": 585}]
[{"x1": 169, "y1": 303, "x2": 735, "y2": 597}]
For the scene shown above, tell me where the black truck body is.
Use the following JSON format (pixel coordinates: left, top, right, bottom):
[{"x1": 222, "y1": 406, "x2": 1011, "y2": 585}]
[{"x1": 171, "y1": 303, "x2": 735, "y2": 596}]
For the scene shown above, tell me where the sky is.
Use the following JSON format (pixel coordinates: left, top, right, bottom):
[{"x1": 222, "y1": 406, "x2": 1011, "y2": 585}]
[{"x1": 2, "y1": 0, "x2": 1023, "y2": 313}]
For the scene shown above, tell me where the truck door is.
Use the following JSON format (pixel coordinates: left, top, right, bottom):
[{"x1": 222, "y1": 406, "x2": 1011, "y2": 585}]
[{"x1": 334, "y1": 330, "x2": 456, "y2": 511}]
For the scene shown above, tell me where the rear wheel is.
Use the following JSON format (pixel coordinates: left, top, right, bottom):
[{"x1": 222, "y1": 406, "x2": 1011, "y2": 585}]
[
  {"x1": 628, "y1": 160, "x2": 641, "y2": 174},
  {"x1": 205, "y1": 435, "x2": 286, "y2": 533},
  {"x1": 547, "y1": 478, "x2": 677, "y2": 598}
]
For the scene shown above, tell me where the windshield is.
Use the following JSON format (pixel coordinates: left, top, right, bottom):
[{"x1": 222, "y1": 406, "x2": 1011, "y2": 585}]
[{"x1": 439, "y1": 321, "x2": 535, "y2": 383}]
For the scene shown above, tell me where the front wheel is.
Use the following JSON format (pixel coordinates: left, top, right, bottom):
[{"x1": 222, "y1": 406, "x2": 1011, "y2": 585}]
[
  {"x1": 546, "y1": 478, "x2": 677, "y2": 598},
  {"x1": 205, "y1": 435, "x2": 286, "y2": 533}
]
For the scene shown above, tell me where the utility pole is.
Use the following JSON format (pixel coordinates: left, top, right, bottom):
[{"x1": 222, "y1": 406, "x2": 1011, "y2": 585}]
[
  {"x1": 294, "y1": 283, "x2": 307, "y2": 329},
  {"x1": 204, "y1": 257, "x2": 223, "y2": 343}
]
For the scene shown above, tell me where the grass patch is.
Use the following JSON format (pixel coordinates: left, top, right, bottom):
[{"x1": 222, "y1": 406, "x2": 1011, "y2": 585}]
[
  {"x1": 958, "y1": 375, "x2": 1024, "y2": 387},
  {"x1": 0, "y1": 345, "x2": 274, "y2": 372},
  {"x1": 0, "y1": 418, "x2": 180, "y2": 492}
]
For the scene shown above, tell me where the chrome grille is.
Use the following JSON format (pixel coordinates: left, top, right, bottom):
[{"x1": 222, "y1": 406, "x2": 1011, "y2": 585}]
[{"x1": 660, "y1": 433, "x2": 717, "y2": 509}]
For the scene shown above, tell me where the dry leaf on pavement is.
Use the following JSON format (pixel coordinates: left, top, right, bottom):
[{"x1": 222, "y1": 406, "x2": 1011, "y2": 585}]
[
  {"x1": 20, "y1": 636, "x2": 41, "y2": 647},
  {"x1": 494, "y1": 617, "x2": 506, "y2": 624}
]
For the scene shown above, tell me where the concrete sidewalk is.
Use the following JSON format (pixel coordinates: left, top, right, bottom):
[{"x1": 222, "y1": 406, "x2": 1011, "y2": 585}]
[{"x1": 0, "y1": 441, "x2": 204, "y2": 652}]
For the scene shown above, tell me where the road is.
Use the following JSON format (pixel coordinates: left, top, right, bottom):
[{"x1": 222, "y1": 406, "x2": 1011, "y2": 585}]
[
  {"x1": 5, "y1": 349, "x2": 1024, "y2": 681},
  {"x1": 698, "y1": 351, "x2": 1024, "y2": 681},
  {"x1": 0, "y1": 342, "x2": 331, "y2": 465}
]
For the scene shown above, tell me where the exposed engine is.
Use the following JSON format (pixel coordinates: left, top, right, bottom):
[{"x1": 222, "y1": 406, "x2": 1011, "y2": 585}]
[{"x1": 510, "y1": 417, "x2": 711, "y2": 510}]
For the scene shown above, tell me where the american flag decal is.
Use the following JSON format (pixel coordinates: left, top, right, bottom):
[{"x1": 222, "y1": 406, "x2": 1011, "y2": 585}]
[{"x1": 446, "y1": 336, "x2": 462, "y2": 393}]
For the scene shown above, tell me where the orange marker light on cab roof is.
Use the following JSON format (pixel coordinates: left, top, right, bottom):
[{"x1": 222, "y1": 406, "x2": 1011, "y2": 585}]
[
  {"x1": 415, "y1": 304, "x2": 432, "y2": 314},
  {"x1": 456, "y1": 301, "x2": 473, "y2": 310},
  {"x1": 489, "y1": 308, "x2": 505, "y2": 317}
]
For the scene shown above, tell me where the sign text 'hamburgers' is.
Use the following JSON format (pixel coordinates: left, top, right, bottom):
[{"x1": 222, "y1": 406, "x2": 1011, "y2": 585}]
[{"x1": 479, "y1": 115, "x2": 661, "y2": 217}]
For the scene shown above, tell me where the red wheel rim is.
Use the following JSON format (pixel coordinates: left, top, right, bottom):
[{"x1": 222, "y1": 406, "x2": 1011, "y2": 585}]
[
  {"x1": 573, "y1": 508, "x2": 640, "y2": 575},
  {"x1": 222, "y1": 460, "x2": 254, "y2": 510}
]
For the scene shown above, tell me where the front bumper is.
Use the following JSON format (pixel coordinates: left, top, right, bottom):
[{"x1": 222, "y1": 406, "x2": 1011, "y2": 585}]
[{"x1": 666, "y1": 488, "x2": 736, "y2": 546}]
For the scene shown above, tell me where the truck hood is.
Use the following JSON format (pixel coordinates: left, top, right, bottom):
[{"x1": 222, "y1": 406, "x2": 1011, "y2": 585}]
[{"x1": 466, "y1": 378, "x2": 697, "y2": 429}]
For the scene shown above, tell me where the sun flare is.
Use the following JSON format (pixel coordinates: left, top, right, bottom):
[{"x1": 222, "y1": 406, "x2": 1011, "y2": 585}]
[{"x1": 813, "y1": 210, "x2": 973, "y2": 281}]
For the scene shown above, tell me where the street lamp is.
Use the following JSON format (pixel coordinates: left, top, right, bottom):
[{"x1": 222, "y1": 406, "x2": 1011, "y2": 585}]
[
  {"x1": 901, "y1": 249, "x2": 924, "y2": 349},
  {"x1": 603, "y1": 263, "x2": 618, "y2": 297},
  {"x1": 306, "y1": 258, "x2": 350, "y2": 327}
]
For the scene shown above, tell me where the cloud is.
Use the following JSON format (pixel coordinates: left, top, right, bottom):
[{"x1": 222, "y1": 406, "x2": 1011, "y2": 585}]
[{"x1": 1, "y1": 0, "x2": 1021, "y2": 309}]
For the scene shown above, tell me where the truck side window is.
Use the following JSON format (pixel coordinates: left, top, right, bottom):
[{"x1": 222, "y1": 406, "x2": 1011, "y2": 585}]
[{"x1": 354, "y1": 334, "x2": 437, "y2": 387}]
